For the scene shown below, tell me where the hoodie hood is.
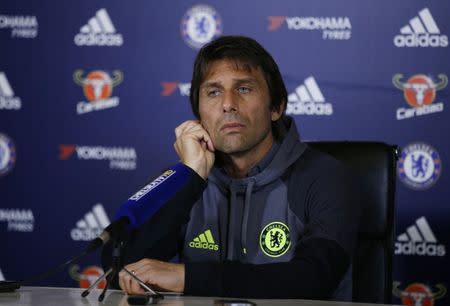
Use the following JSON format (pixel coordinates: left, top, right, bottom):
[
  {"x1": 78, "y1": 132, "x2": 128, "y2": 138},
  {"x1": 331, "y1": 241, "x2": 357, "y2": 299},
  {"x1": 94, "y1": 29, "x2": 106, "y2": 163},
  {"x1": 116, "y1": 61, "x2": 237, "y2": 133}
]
[{"x1": 209, "y1": 116, "x2": 306, "y2": 191}]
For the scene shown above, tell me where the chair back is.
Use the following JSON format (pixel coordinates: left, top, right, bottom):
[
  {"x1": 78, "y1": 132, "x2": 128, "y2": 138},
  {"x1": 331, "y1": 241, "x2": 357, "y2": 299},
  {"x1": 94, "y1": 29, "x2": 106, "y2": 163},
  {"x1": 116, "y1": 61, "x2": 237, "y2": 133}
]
[{"x1": 307, "y1": 141, "x2": 398, "y2": 304}]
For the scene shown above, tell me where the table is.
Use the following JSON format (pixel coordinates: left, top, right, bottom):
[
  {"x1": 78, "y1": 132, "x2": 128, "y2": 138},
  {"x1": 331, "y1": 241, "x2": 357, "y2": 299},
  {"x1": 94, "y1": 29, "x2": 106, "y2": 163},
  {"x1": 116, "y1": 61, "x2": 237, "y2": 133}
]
[{"x1": 0, "y1": 287, "x2": 400, "y2": 306}]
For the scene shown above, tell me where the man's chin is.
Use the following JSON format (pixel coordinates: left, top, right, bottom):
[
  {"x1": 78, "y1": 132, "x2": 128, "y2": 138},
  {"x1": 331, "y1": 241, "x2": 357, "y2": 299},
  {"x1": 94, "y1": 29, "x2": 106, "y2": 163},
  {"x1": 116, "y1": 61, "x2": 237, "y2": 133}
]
[
  {"x1": 213, "y1": 136, "x2": 243, "y2": 152},
  {"x1": 217, "y1": 143, "x2": 250, "y2": 156}
]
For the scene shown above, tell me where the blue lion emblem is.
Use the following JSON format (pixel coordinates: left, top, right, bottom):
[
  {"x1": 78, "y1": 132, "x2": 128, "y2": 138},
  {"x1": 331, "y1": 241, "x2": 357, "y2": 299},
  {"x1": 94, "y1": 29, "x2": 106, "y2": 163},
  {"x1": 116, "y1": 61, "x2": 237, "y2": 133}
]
[
  {"x1": 411, "y1": 154, "x2": 429, "y2": 178},
  {"x1": 195, "y1": 16, "x2": 210, "y2": 38},
  {"x1": 181, "y1": 5, "x2": 222, "y2": 49}
]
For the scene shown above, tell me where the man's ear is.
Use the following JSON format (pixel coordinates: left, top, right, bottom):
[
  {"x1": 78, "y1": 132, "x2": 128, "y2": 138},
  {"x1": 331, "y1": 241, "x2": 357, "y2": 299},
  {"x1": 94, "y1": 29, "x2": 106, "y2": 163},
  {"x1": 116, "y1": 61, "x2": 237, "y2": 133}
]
[{"x1": 271, "y1": 100, "x2": 285, "y2": 121}]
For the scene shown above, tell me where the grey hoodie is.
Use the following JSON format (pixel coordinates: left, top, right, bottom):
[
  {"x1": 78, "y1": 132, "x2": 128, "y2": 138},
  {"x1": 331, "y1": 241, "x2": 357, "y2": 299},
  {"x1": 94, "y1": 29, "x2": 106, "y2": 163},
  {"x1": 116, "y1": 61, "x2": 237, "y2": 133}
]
[{"x1": 181, "y1": 117, "x2": 359, "y2": 300}]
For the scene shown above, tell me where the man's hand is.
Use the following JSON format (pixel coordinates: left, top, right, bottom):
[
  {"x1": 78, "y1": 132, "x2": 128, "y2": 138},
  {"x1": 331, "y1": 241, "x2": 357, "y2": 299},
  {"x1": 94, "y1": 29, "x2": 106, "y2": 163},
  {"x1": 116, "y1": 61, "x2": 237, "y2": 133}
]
[
  {"x1": 118, "y1": 259, "x2": 185, "y2": 294},
  {"x1": 174, "y1": 120, "x2": 215, "y2": 179}
]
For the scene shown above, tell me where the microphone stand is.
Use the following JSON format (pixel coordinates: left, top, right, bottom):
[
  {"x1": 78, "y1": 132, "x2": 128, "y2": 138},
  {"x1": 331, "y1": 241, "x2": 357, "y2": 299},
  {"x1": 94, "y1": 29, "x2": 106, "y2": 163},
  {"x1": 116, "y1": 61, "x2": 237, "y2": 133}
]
[{"x1": 81, "y1": 240, "x2": 162, "y2": 302}]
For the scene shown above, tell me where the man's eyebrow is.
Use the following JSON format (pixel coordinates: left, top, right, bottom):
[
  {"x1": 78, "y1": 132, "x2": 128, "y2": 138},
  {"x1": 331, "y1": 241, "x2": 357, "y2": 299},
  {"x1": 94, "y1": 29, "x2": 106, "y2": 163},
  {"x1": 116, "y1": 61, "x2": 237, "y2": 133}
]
[
  {"x1": 201, "y1": 81, "x2": 223, "y2": 89},
  {"x1": 201, "y1": 78, "x2": 258, "y2": 89},
  {"x1": 233, "y1": 77, "x2": 258, "y2": 85}
]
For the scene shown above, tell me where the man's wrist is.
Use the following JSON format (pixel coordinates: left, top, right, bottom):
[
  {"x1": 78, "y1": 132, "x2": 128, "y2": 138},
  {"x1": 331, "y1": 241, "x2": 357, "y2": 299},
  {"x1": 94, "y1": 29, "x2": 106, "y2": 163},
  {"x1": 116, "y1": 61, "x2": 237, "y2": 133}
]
[
  {"x1": 183, "y1": 162, "x2": 208, "y2": 180},
  {"x1": 177, "y1": 263, "x2": 185, "y2": 293}
]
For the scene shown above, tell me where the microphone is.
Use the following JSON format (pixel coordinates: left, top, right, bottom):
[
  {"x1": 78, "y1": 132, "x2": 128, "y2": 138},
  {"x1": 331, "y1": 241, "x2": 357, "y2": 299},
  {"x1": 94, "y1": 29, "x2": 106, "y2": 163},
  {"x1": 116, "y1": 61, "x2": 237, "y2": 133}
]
[{"x1": 85, "y1": 163, "x2": 193, "y2": 253}]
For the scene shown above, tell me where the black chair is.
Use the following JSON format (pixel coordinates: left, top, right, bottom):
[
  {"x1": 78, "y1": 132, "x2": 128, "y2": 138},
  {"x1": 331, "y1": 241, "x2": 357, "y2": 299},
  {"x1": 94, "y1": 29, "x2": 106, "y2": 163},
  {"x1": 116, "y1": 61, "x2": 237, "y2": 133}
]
[{"x1": 306, "y1": 141, "x2": 398, "y2": 304}]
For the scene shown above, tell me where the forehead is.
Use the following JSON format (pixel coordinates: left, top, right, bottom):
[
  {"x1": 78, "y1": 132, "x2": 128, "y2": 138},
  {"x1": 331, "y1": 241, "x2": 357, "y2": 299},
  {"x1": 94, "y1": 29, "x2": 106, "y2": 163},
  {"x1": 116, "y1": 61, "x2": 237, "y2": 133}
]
[{"x1": 201, "y1": 59, "x2": 266, "y2": 85}]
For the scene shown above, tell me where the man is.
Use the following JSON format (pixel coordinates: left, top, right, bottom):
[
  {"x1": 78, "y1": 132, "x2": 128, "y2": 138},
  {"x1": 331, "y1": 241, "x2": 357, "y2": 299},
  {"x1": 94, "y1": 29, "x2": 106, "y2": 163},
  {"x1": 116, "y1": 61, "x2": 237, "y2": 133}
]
[{"x1": 107, "y1": 36, "x2": 360, "y2": 300}]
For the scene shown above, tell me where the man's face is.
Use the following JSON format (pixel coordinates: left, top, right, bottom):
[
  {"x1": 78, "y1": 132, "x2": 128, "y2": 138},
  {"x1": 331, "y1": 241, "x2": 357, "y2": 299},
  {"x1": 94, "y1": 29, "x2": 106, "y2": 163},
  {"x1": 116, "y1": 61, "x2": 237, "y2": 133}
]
[{"x1": 198, "y1": 59, "x2": 283, "y2": 156}]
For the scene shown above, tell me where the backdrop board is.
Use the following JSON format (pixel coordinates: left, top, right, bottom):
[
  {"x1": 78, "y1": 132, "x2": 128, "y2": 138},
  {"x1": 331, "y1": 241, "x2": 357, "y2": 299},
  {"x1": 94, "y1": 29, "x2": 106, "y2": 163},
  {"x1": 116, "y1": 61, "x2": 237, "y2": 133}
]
[{"x1": 1, "y1": 1, "x2": 449, "y2": 305}]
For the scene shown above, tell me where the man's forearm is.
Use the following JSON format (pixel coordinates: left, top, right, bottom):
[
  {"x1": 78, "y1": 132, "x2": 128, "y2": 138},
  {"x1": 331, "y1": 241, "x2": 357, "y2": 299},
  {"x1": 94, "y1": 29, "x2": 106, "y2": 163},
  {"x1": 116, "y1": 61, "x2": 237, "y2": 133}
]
[{"x1": 184, "y1": 238, "x2": 350, "y2": 299}]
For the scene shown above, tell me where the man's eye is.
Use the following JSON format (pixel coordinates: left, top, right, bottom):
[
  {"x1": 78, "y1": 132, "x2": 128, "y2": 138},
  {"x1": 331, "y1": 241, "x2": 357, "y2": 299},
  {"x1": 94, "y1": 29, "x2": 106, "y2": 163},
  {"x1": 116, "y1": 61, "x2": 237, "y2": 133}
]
[
  {"x1": 207, "y1": 89, "x2": 220, "y2": 97},
  {"x1": 237, "y1": 87, "x2": 250, "y2": 94}
]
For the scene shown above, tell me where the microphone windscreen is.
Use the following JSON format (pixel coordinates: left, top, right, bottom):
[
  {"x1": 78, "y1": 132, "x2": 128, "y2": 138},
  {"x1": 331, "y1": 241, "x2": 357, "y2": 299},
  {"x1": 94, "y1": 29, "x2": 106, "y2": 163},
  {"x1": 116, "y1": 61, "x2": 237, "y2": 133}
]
[{"x1": 115, "y1": 163, "x2": 193, "y2": 229}]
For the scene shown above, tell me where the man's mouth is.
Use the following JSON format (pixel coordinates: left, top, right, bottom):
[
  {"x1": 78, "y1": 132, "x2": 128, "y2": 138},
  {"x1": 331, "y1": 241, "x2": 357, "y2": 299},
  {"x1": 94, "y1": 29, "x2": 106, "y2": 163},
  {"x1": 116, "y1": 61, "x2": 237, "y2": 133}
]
[{"x1": 220, "y1": 122, "x2": 245, "y2": 132}]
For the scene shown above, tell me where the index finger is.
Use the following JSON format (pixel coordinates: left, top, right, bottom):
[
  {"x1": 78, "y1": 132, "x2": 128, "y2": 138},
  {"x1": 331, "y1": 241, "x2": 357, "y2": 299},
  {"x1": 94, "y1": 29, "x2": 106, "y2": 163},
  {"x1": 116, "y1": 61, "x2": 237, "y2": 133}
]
[{"x1": 174, "y1": 120, "x2": 200, "y2": 138}]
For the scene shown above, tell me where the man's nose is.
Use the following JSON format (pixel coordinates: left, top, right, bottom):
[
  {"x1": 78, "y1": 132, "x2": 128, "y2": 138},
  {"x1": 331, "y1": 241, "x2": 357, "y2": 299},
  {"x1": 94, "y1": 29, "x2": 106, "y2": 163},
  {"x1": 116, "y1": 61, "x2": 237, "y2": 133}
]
[{"x1": 222, "y1": 91, "x2": 238, "y2": 113}]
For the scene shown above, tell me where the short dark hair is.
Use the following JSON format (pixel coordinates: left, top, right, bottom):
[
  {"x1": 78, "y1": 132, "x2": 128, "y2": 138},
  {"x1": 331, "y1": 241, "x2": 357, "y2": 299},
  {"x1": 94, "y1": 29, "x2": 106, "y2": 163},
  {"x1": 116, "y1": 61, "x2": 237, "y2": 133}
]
[{"x1": 189, "y1": 35, "x2": 287, "y2": 121}]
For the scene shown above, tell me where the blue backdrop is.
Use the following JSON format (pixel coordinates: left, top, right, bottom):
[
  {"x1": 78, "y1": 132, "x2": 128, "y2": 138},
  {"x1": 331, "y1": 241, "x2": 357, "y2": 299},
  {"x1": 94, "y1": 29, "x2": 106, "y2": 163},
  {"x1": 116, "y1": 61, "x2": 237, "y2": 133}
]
[{"x1": 1, "y1": 1, "x2": 449, "y2": 305}]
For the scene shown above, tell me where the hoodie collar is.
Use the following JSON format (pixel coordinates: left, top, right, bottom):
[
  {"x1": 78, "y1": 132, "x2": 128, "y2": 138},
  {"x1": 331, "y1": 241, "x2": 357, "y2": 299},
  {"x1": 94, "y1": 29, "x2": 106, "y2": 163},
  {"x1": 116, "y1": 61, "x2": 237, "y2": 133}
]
[{"x1": 209, "y1": 116, "x2": 306, "y2": 191}]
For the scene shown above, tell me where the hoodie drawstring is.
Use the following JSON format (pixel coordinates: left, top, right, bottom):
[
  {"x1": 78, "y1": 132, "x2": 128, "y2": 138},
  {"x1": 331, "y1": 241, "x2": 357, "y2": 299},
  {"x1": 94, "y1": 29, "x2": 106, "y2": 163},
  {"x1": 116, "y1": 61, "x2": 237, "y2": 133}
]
[
  {"x1": 241, "y1": 179, "x2": 255, "y2": 256},
  {"x1": 226, "y1": 179, "x2": 255, "y2": 260},
  {"x1": 226, "y1": 186, "x2": 237, "y2": 260}
]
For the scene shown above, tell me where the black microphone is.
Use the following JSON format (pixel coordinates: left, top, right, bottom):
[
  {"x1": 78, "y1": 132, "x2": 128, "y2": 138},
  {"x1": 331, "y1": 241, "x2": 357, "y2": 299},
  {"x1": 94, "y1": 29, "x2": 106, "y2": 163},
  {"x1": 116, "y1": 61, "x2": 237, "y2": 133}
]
[{"x1": 85, "y1": 217, "x2": 129, "y2": 253}]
